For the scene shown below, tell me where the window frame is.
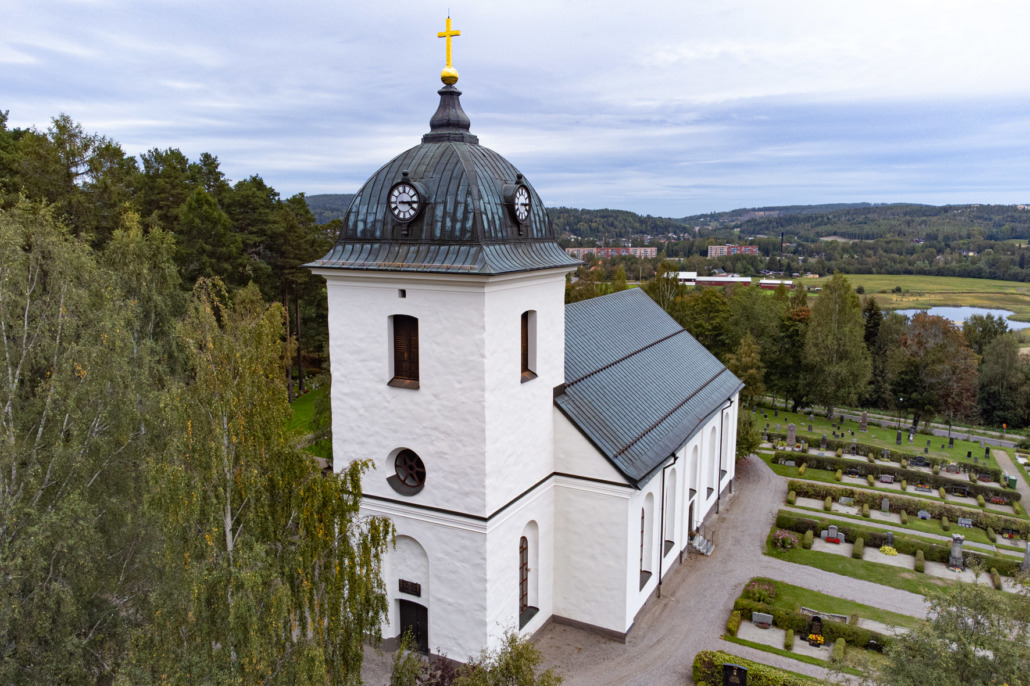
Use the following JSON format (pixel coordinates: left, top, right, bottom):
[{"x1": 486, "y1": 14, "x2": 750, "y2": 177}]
[
  {"x1": 520, "y1": 310, "x2": 537, "y2": 382},
  {"x1": 389, "y1": 314, "x2": 420, "y2": 389}
]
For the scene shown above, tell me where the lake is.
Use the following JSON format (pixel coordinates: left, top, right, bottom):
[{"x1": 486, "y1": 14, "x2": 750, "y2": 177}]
[{"x1": 893, "y1": 306, "x2": 1030, "y2": 331}]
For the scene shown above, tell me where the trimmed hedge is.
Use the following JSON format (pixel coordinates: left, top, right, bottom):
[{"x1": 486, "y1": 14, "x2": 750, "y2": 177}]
[
  {"x1": 915, "y1": 549, "x2": 925, "y2": 573},
  {"x1": 727, "y1": 610, "x2": 741, "y2": 637},
  {"x1": 867, "y1": 474, "x2": 875, "y2": 487},
  {"x1": 833, "y1": 638, "x2": 846, "y2": 662},
  {"x1": 987, "y1": 526, "x2": 996, "y2": 541},
  {"x1": 939, "y1": 487, "x2": 947, "y2": 499},
  {"x1": 941, "y1": 516, "x2": 950, "y2": 531},
  {"x1": 784, "y1": 629, "x2": 794, "y2": 651},
  {"x1": 862, "y1": 503, "x2": 870, "y2": 518},
  {"x1": 853, "y1": 537, "x2": 864, "y2": 559},
  {"x1": 785, "y1": 480, "x2": 1030, "y2": 537},
  {"x1": 774, "y1": 509, "x2": 1022, "y2": 575},
  {"x1": 900, "y1": 510, "x2": 909, "y2": 525},
  {"x1": 803, "y1": 529, "x2": 814, "y2": 549},
  {"x1": 693, "y1": 650, "x2": 814, "y2": 686},
  {"x1": 990, "y1": 568, "x2": 1002, "y2": 590},
  {"x1": 798, "y1": 463, "x2": 807, "y2": 476},
  {"x1": 787, "y1": 490, "x2": 796, "y2": 506},
  {"x1": 978, "y1": 494, "x2": 986, "y2": 508},
  {"x1": 824, "y1": 496, "x2": 832, "y2": 511},
  {"x1": 774, "y1": 452, "x2": 1016, "y2": 502},
  {"x1": 834, "y1": 469, "x2": 842, "y2": 482}
]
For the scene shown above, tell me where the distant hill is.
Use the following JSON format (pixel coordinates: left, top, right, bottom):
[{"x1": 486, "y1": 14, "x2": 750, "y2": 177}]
[{"x1": 305, "y1": 194, "x2": 355, "y2": 225}]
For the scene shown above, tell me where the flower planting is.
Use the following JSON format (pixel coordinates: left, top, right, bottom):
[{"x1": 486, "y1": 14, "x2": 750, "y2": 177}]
[
  {"x1": 879, "y1": 545, "x2": 898, "y2": 556},
  {"x1": 772, "y1": 529, "x2": 800, "y2": 550}
]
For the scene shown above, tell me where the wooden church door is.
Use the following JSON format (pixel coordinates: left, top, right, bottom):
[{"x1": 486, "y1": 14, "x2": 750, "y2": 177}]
[{"x1": 399, "y1": 599, "x2": 429, "y2": 653}]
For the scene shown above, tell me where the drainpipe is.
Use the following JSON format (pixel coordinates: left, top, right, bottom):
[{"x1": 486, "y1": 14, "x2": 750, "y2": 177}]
[{"x1": 657, "y1": 453, "x2": 678, "y2": 599}]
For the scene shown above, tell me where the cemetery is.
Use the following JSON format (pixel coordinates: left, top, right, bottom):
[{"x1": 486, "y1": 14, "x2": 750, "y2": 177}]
[
  {"x1": 757, "y1": 406, "x2": 1002, "y2": 469},
  {"x1": 768, "y1": 510, "x2": 1028, "y2": 594},
  {"x1": 722, "y1": 578, "x2": 919, "y2": 676}
]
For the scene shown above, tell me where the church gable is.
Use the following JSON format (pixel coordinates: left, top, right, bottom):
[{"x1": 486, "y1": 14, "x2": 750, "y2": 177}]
[{"x1": 555, "y1": 289, "x2": 743, "y2": 487}]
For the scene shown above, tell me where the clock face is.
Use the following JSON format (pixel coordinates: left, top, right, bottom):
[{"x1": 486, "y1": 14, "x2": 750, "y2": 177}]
[
  {"x1": 513, "y1": 185, "x2": 530, "y2": 223},
  {"x1": 389, "y1": 183, "x2": 421, "y2": 222}
]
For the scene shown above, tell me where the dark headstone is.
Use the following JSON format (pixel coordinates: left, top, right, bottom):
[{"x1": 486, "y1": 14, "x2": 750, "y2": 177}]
[
  {"x1": 949, "y1": 436, "x2": 954, "y2": 448},
  {"x1": 860, "y1": 411, "x2": 868, "y2": 431},
  {"x1": 896, "y1": 430, "x2": 902, "y2": 446},
  {"x1": 926, "y1": 439, "x2": 931, "y2": 447},
  {"x1": 886, "y1": 531, "x2": 894, "y2": 546},
  {"x1": 967, "y1": 450, "x2": 972, "y2": 459},
  {"x1": 985, "y1": 446, "x2": 991, "y2": 458},
  {"x1": 924, "y1": 446, "x2": 929, "y2": 454},
  {"x1": 821, "y1": 434, "x2": 827, "y2": 449},
  {"x1": 774, "y1": 409, "x2": 778, "y2": 417},
  {"x1": 949, "y1": 534, "x2": 965, "y2": 570},
  {"x1": 808, "y1": 424, "x2": 813, "y2": 432},
  {"x1": 723, "y1": 663, "x2": 748, "y2": 686}
]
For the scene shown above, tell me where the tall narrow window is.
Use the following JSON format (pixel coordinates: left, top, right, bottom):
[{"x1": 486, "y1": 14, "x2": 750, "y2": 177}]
[
  {"x1": 639, "y1": 510, "x2": 645, "y2": 573},
  {"x1": 519, "y1": 536, "x2": 529, "y2": 614},
  {"x1": 520, "y1": 310, "x2": 537, "y2": 382},
  {"x1": 390, "y1": 315, "x2": 419, "y2": 389}
]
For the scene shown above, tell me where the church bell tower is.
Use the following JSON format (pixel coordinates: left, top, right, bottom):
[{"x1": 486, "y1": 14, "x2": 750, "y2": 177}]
[{"x1": 307, "y1": 18, "x2": 580, "y2": 659}]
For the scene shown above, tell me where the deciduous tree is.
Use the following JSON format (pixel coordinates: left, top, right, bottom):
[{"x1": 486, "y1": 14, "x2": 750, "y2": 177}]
[{"x1": 804, "y1": 273, "x2": 871, "y2": 416}]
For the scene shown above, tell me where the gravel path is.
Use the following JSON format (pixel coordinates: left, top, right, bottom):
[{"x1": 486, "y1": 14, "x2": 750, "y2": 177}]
[
  {"x1": 529, "y1": 456, "x2": 929, "y2": 686},
  {"x1": 993, "y1": 449, "x2": 1030, "y2": 503}
]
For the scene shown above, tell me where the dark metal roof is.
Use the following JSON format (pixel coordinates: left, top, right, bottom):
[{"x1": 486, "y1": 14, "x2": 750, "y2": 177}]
[
  {"x1": 556, "y1": 289, "x2": 744, "y2": 487},
  {"x1": 306, "y1": 86, "x2": 579, "y2": 276}
]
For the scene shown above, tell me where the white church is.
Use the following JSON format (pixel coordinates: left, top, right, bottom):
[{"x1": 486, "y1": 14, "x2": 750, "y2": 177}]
[{"x1": 308, "y1": 23, "x2": 742, "y2": 661}]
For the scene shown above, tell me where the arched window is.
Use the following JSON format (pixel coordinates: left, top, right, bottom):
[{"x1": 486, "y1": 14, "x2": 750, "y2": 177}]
[
  {"x1": 640, "y1": 494, "x2": 654, "y2": 589},
  {"x1": 520, "y1": 311, "x2": 537, "y2": 382},
  {"x1": 664, "y1": 469, "x2": 677, "y2": 556},
  {"x1": 390, "y1": 315, "x2": 419, "y2": 389},
  {"x1": 518, "y1": 522, "x2": 540, "y2": 629},
  {"x1": 708, "y1": 426, "x2": 719, "y2": 499}
]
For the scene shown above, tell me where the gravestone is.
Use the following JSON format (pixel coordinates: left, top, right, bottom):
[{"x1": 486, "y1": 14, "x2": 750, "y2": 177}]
[
  {"x1": 808, "y1": 424, "x2": 813, "y2": 432},
  {"x1": 957, "y1": 517, "x2": 973, "y2": 528},
  {"x1": 924, "y1": 446, "x2": 929, "y2": 454},
  {"x1": 783, "y1": 460, "x2": 796, "y2": 467},
  {"x1": 949, "y1": 436, "x2": 954, "y2": 448},
  {"x1": 850, "y1": 430, "x2": 855, "y2": 436},
  {"x1": 809, "y1": 413, "x2": 814, "y2": 420},
  {"x1": 882, "y1": 498, "x2": 890, "y2": 512},
  {"x1": 879, "y1": 474, "x2": 894, "y2": 483},
  {"x1": 886, "y1": 531, "x2": 894, "y2": 546},
  {"x1": 974, "y1": 455, "x2": 979, "y2": 465},
  {"x1": 828, "y1": 525, "x2": 838, "y2": 540},
  {"x1": 786, "y1": 423, "x2": 796, "y2": 445},
  {"x1": 980, "y1": 440, "x2": 984, "y2": 449},
  {"x1": 820, "y1": 530, "x2": 828, "y2": 540},
  {"x1": 918, "y1": 510, "x2": 931, "y2": 519},
  {"x1": 839, "y1": 496, "x2": 855, "y2": 506},
  {"x1": 948, "y1": 534, "x2": 965, "y2": 570},
  {"x1": 723, "y1": 663, "x2": 748, "y2": 686},
  {"x1": 985, "y1": 446, "x2": 991, "y2": 458},
  {"x1": 821, "y1": 434, "x2": 827, "y2": 449},
  {"x1": 908, "y1": 432, "x2": 914, "y2": 443},
  {"x1": 774, "y1": 409, "x2": 778, "y2": 417},
  {"x1": 809, "y1": 616, "x2": 824, "y2": 638},
  {"x1": 896, "y1": 430, "x2": 902, "y2": 446},
  {"x1": 776, "y1": 423, "x2": 781, "y2": 432},
  {"x1": 860, "y1": 411, "x2": 868, "y2": 431},
  {"x1": 1022, "y1": 542, "x2": 1030, "y2": 573},
  {"x1": 967, "y1": 450, "x2": 972, "y2": 459},
  {"x1": 941, "y1": 444, "x2": 945, "y2": 449},
  {"x1": 926, "y1": 439, "x2": 931, "y2": 448},
  {"x1": 752, "y1": 612, "x2": 773, "y2": 628}
]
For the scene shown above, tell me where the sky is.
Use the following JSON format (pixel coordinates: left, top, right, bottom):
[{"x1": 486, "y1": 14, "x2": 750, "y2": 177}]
[{"x1": 4, "y1": 0, "x2": 1030, "y2": 217}]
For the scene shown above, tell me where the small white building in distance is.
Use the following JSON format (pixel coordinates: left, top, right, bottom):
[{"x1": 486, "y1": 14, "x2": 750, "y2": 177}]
[{"x1": 307, "y1": 36, "x2": 742, "y2": 661}]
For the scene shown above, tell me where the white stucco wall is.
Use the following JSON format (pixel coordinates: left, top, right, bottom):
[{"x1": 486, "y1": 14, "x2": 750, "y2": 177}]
[{"x1": 553, "y1": 409, "x2": 629, "y2": 484}]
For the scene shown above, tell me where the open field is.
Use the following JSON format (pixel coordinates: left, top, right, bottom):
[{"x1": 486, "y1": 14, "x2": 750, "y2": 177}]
[{"x1": 798, "y1": 274, "x2": 1030, "y2": 325}]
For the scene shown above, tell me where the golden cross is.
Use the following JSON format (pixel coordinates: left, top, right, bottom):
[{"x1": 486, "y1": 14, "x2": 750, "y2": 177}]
[{"x1": 437, "y1": 16, "x2": 460, "y2": 68}]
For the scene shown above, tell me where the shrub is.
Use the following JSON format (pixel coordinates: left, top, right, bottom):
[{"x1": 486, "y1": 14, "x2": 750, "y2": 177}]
[
  {"x1": 787, "y1": 490, "x2": 796, "y2": 506},
  {"x1": 879, "y1": 545, "x2": 898, "y2": 556},
  {"x1": 726, "y1": 610, "x2": 741, "y2": 636},
  {"x1": 867, "y1": 474, "x2": 875, "y2": 487},
  {"x1": 853, "y1": 537, "x2": 864, "y2": 559},
  {"x1": 900, "y1": 510, "x2": 909, "y2": 525},
  {"x1": 836, "y1": 448, "x2": 843, "y2": 457},
  {"x1": 915, "y1": 549, "x2": 925, "y2": 573},
  {"x1": 987, "y1": 526, "x2": 996, "y2": 541},
  {"x1": 901, "y1": 479, "x2": 907, "y2": 491},
  {"x1": 901, "y1": 459, "x2": 908, "y2": 469},
  {"x1": 941, "y1": 516, "x2": 950, "y2": 531},
  {"x1": 970, "y1": 472, "x2": 979, "y2": 483},
  {"x1": 803, "y1": 529, "x2": 814, "y2": 549},
  {"x1": 1015, "y1": 501, "x2": 1024, "y2": 516},
  {"x1": 862, "y1": 503, "x2": 870, "y2": 518},
  {"x1": 867, "y1": 452, "x2": 875, "y2": 462},
  {"x1": 773, "y1": 529, "x2": 800, "y2": 550},
  {"x1": 835, "y1": 469, "x2": 842, "y2": 482},
  {"x1": 784, "y1": 629, "x2": 794, "y2": 651},
  {"x1": 798, "y1": 463, "x2": 807, "y2": 476},
  {"x1": 824, "y1": 496, "x2": 832, "y2": 511},
  {"x1": 990, "y1": 568, "x2": 1002, "y2": 590},
  {"x1": 939, "y1": 486, "x2": 947, "y2": 499},
  {"x1": 933, "y1": 464, "x2": 940, "y2": 475},
  {"x1": 833, "y1": 638, "x2": 846, "y2": 662},
  {"x1": 742, "y1": 580, "x2": 776, "y2": 603},
  {"x1": 977, "y1": 494, "x2": 986, "y2": 508}
]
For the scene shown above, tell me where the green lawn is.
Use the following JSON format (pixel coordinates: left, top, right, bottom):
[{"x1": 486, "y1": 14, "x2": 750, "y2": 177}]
[
  {"x1": 285, "y1": 385, "x2": 327, "y2": 435},
  {"x1": 764, "y1": 527, "x2": 953, "y2": 597},
  {"x1": 759, "y1": 452, "x2": 942, "y2": 503},
  {"x1": 755, "y1": 405, "x2": 999, "y2": 468},
  {"x1": 742, "y1": 578, "x2": 923, "y2": 630},
  {"x1": 786, "y1": 501, "x2": 996, "y2": 546}
]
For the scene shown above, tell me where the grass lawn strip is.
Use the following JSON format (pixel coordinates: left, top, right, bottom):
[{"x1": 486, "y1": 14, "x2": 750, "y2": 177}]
[
  {"x1": 285, "y1": 385, "x2": 327, "y2": 435},
  {"x1": 746, "y1": 577, "x2": 922, "y2": 629},
  {"x1": 721, "y1": 636, "x2": 862, "y2": 677},
  {"x1": 785, "y1": 503, "x2": 996, "y2": 548}
]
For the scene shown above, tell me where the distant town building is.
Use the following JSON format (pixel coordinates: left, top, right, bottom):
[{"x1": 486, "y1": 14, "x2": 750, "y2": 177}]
[
  {"x1": 758, "y1": 279, "x2": 794, "y2": 290},
  {"x1": 565, "y1": 246, "x2": 658, "y2": 259},
  {"x1": 707, "y1": 245, "x2": 759, "y2": 258}
]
